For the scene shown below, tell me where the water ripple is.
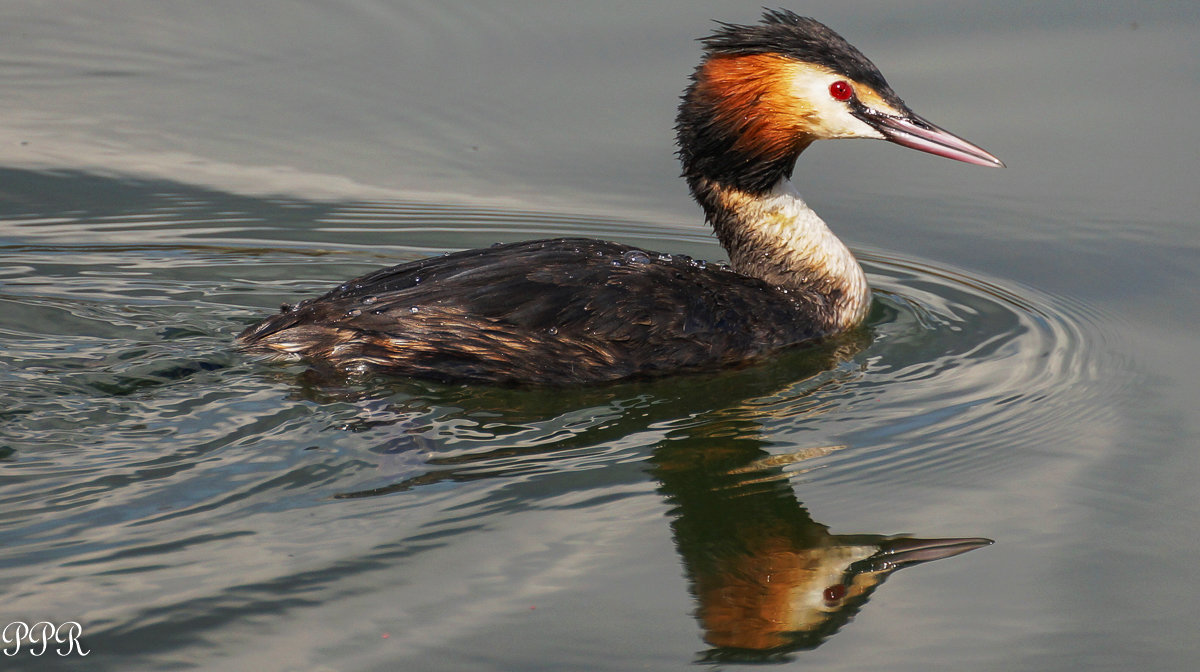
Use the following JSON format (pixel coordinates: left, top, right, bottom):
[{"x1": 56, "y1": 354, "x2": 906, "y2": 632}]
[{"x1": 0, "y1": 183, "x2": 1129, "y2": 666}]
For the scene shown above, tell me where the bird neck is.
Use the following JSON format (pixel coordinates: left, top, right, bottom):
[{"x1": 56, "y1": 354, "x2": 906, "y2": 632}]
[{"x1": 692, "y1": 175, "x2": 871, "y2": 332}]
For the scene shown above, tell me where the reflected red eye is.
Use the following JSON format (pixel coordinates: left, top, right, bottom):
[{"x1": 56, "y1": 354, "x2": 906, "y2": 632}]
[
  {"x1": 823, "y1": 584, "x2": 847, "y2": 603},
  {"x1": 829, "y1": 80, "x2": 853, "y2": 101}
]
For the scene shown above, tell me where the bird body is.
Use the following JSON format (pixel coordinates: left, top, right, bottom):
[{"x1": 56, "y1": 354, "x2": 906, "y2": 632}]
[
  {"x1": 239, "y1": 10, "x2": 1002, "y2": 385},
  {"x1": 238, "y1": 238, "x2": 824, "y2": 384}
]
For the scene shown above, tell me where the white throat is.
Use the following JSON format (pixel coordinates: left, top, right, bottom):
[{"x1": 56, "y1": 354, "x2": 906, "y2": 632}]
[{"x1": 719, "y1": 178, "x2": 871, "y2": 331}]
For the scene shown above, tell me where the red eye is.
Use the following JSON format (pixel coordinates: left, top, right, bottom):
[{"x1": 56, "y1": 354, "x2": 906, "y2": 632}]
[
  {"x1": 823, "y1": 584, "x2": 847, "y2": 603},
  {"x1": 829, "y1": 80, "x2": 853, "y2": 101}
]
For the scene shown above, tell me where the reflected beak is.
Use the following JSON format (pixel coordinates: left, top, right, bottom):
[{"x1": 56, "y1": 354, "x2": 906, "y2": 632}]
[
  {"x1": 855, "y1": 106, "x2": 1005, "y2": 168},
  {"x1": 853, "y1": 536, "x2": 994, "y2": 573}
]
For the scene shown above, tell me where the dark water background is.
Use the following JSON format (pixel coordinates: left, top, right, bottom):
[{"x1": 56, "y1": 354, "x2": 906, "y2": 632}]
[{"x1": 1, "y1": 2, "x2": 1198, "y2": 670}]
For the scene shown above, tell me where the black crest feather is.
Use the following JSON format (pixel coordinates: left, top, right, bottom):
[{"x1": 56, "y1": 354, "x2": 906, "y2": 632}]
[{"x1": 701, "y1": 10, "x2": 896, "y2": 102}]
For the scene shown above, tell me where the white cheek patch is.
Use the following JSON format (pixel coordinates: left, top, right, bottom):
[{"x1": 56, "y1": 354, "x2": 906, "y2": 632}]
[{"x1": 789, "y1": 72, "x2": 885, "y2": 140}]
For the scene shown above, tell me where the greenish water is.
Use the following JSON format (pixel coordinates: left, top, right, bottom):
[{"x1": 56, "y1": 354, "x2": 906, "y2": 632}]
[{"x1": 2, "y1": 2, "x2": 1198, "y2": 671}]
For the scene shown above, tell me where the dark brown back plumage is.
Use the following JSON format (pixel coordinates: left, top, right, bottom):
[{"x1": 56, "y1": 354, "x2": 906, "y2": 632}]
[{"x1": 239, "y1": 239, "x2": 825, "y2": 384}]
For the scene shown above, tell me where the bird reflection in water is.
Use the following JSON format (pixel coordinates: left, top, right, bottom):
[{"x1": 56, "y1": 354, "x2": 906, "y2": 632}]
[{"x1": 652, "y1": 426, "x2": 989, "y2": 661}]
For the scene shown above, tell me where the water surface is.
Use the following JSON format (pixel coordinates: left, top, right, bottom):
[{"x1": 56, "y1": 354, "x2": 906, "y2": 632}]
[{"x1": 1, "y1": 2, "x2": 1198, "y2": 671}]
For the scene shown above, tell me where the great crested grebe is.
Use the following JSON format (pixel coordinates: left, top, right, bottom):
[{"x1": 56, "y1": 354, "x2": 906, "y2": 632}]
[{"x1": 238, "y1": 10, "x2": 1003, "y2": 385}]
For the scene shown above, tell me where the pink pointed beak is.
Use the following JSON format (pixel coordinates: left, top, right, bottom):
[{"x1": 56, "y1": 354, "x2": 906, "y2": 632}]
[{"x1": 858, "y1": 108, "x2": 1005, "y2": 168}]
